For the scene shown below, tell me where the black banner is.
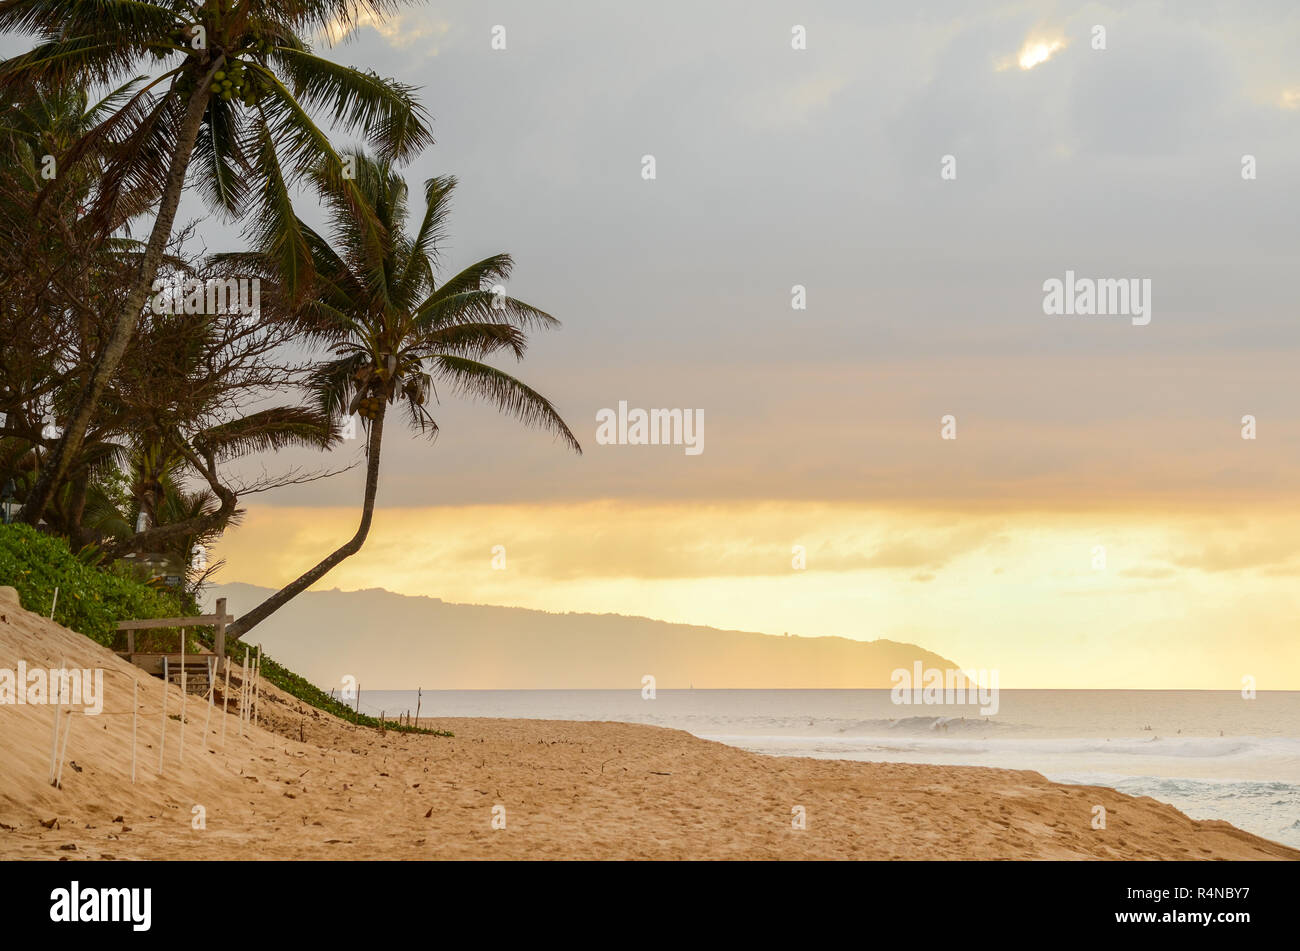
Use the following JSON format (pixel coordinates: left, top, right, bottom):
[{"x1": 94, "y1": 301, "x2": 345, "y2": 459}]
[{"x1": 0, "y1": 859, "x2": 1289, "y2": 939}]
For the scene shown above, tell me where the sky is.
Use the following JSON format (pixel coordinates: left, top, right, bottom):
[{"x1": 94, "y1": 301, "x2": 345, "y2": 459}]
[{"x1": 11, "y1": 2, "x2": 1299, "y2": 686}]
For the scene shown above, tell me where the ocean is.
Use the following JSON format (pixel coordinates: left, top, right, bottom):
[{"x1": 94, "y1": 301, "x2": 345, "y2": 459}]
[{"x1": 355, "y1": 688, "x2": 1300, "y2": 849}]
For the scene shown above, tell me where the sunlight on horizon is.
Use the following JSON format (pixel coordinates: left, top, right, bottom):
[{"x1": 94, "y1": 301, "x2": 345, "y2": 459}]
[{"x1": 213, "y1": 501, "x2": 1300, "y2": 690}]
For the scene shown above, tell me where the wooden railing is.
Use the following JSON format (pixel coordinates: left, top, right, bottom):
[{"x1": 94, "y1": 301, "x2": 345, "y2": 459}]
[{"x1": 116, "y1": 597, "x2": 235, "y2": 671}]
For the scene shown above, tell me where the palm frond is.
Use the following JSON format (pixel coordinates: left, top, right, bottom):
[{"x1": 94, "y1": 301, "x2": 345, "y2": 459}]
[
  {"x1": 395, "y1": 173, "x2": 454, "y2": 298},
  {"x1": 192, "y1": 93, "x2": 250, "y2": 215},
  {"x1": 246, "y1": 120, "x2": 314, "y2": 300},
  {"x1": 414, "y1": 289, "x2": 561, "y2": 337},
  {"x1": 192, "y1": 406, "x2": 339, "y2": 459},
  {"x1": 430, "y1": 355, "x2": 581, "y2": 454},
  {"x1": 274, "y1": 45, "x2": 431, "y2": 163},
  {"x1": 427, "y1": 252, "x2": 514, "y2": 300}
]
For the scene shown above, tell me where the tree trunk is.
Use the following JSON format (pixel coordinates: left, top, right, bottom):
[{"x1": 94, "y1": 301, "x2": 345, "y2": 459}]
[
  {"x1": 65, "y1": 466, "x2": 90, "y2": 549},
  {"x1": 21, "y1": 58, "x2": 225, "y2": 525},
  {"x1": 224, "y1": 405, "x2": 386, "y2": 641}
]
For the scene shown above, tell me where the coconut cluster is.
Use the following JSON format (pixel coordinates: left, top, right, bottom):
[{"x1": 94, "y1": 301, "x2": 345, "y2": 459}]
[
  {"x1": 210, "y1": 59, "x2": 247, "y2": 102},
  {"x1": 356, "y1": 396, "x2": 385, "y2": 420},
  {"x1": 160, "y1": 12, "x2": 277, "y2": 107}
]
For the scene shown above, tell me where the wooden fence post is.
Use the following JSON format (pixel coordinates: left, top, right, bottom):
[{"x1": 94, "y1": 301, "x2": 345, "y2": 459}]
[
  {"x1": 131, "y1": 678, "x2": 138, "y2": 783},
  {"x1": 48, "y1": 657, "x2": 64, "y2": 784},
  {"x1": 203, "y1": 657, "x2": 214, "y2": 749},
  {"x1": 157, "y1": 681, "x2": 166, "y2": 775},
  {"x1": 178, "y1": 627, "x2": 186, "y2": 763},
  {"x1": 214, "y1": 598, "x2": 227, "y2": 668},
  {"x1": 221, "y1": 659, "x2": 231, "y2": 748},
  {"x1": 253, "y1": 645, "x2": 262, "y2": 727},
  {"x1": 239, "y1": 648, "x2": 249, "y2": 737},
  {"x1": 55, "y1": 711, "x2": 73, "y2": 788}
]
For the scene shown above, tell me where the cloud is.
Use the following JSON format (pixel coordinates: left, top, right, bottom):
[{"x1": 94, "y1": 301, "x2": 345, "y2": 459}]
[
  {"x1": 322, "y1": 12, "x2": 449, "y2": 51},
  {"x1": 1167, "y1": 538, "x2": 1300, "y2": 574},
  {"x1": 754, "y1": 73, "x2": 851, "y2": 125},
  {"x1": 1119, "y1": 566, "x2": 1176, "y2": 579}
]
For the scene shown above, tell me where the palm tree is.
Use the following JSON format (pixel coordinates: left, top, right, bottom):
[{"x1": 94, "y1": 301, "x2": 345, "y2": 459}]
[
  {"x1": 99, "y1": 448, "x2": 235, "y2": 591},
  {"x1": 0, "y1": 83, "x2": 141, "y2": 516},
  {"x1": 224, "y1": 149, "x2": 581, "y2": 639},
  {"x1": 0, "y1": 0, "x2": 432, "y2": 525},
  {"x1": 99, "y1": 289, "x2": 341, "y2": 560}
]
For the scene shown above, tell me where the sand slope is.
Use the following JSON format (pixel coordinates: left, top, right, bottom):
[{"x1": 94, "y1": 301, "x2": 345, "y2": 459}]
[{"x1": 0, "y1": 596, "x2": 1295, "y2": 860}]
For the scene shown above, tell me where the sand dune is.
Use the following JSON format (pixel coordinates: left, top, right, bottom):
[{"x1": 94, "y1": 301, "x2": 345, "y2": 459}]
[{"x1": 0, "y1": 594, "x2": 1295, "y2": 860}]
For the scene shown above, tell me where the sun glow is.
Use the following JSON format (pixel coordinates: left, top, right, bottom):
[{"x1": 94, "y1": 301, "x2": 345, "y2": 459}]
[
  {"x1": 214, "y1": 501, "x2": 1300, "y2": 689},
  {"x1": 1017, "y1": 37, "x2": 1066, "y2": 70}
]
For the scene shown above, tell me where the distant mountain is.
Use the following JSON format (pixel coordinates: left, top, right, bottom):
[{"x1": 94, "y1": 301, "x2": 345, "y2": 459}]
[{"x1": 207, "y1": 583, "x2": 965, "y2": 690}]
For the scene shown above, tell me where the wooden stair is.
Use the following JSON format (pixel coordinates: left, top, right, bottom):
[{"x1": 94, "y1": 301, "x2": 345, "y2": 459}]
[{"x1": 162, "y1": 656, "x2": 216, "y2": 696}]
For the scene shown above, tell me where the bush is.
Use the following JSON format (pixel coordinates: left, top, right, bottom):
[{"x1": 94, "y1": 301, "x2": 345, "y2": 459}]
[{"x1": 0, "y1": 523, "x2": 191, "y2": 647}]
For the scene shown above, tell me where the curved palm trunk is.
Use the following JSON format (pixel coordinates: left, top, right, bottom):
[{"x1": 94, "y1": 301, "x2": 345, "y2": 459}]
[
  {"x1": 22, "y1": 61, "x2": 224, "y2": 525},
  {"x1": 225, "y1": 406, "x2": 386, "y2": 641}
]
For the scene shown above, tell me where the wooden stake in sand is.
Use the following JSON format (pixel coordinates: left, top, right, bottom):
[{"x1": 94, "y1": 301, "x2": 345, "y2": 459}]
[
  {"x1": 239, "y1": 648, "x2": 249, "y2": 738},
  {"x1": 202, "y1": 657, "x2": 214, "y2": 751},
  {"x1": 131, "y1": 678, "x2": 138, "y2": 783},
  {"x1": 48, "y1": 703, "x2": 61, "y2": 784},
  {"x1": 415, "y1": 687, "x2": 422, "y2": 728},
  {"x1": 220, "y1": 655, "x2": 231, "y2": 748},
  {"x1": 54, "y1": 710, "x2": 73, "y2": 788},
  {"x1": 247, "y1": 648, "x2": 254, "y2": 727},
  {"x1": 253, "y1": 646, "x2": 263, "y2": 727},
  {"x1": 47, "y1": 657, "x2": 64, "y2": 784},
  {"x1": 178, "y1": 627, "x2": 186, "y2": 763},
  {"x1": 49, "y1": 586, "x2": 58, "y2": 620},
  {"x1": 157, "y1": 676, "x2": 167, "y2": 775}
]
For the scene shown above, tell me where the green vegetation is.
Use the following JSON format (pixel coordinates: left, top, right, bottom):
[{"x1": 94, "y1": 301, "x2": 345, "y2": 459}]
[
  {"x1": 0, "y1": 522, "x2": 190, "y2": 646},
  {"x1": 255, "y1": 652, "x2": 453, "y2": 737}
]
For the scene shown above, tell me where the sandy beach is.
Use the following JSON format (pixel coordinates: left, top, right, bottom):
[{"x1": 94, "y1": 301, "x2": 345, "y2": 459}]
[{"x1": 1, "y1": 597, "x2": 1295, "y2": 861}]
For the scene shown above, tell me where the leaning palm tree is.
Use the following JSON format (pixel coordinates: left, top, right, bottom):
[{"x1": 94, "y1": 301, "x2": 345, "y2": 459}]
[
  {"x1": 0, "y1": 0, "x2": 432, "y2": 525},
  {"x1": 224, "y1": 150, "x2": 580, "y2": 639}
]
